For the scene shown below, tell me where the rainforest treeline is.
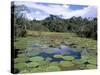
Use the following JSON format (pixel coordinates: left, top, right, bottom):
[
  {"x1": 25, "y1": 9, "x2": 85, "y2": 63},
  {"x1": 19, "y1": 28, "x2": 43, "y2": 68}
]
[{"x1": 11, "y1": 4, "x2": 97, "y2": 40}]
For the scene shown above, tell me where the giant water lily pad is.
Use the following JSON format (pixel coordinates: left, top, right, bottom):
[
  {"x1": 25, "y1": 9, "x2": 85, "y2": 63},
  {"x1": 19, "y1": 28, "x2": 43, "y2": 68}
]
[
  {"x1": 59, "y1": 61, "x2": 74, "y2": 68},
  {"x1": 14, "y1": 63, "x2": 27, "y2": 71},
  {"x1": 45, "y1": 57, "x2": 52, "y2": 62},
  {"x1": 26, "y1": 62, "x2": 40, "y2": 68},
  {"x1": 79, "y1": 55, "x2": 90, "y2": 63},
  {"x1": 88, "y1": 58, "x2": 97, "y2": 65},
  {"x1": 46, "y1": 66, "x2": 61, "y2": 72},
  {"x1": 18, "y1": 54, "x2": 25, "y2": 58},
  {"x1": 86, "y1": 64, "x2": 97, "y2": 69},
  {"x1": 30, "y1": 67, "x2": 46, "y2": 73},
  {"x1": 20, "y1": 70, "x2": 29, "y2": 73},
  {"x1": 14, "y1": 57, "x2": 27, "y2": 63},
  {"x1": 62, "y1": 56, "x2": 75, "y2": 61},
  {"x1": 26, "y1": 48, "x2": 43, "y2": 57},
  {"x1": 29, "y1": 56, "x2": 44, "y2": 62},
  {"x1": 81, "y1": 55, "x2": 90, "y2": 60},
  {"x1": 49, "y1": 62, "x2": 59, "y2": 66},
  {"x1": 53, "y1": 54, "x2": 63, "y2": 58}
]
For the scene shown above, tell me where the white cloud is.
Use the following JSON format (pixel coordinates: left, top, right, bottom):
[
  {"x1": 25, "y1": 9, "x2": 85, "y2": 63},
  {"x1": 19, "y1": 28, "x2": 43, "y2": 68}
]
[{"x1": 14, "y1": 1, "x2": 97, "y2": 20}]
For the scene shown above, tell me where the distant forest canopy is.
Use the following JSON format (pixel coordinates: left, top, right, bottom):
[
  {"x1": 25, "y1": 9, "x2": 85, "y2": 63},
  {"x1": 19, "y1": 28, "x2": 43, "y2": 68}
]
[{"x1": 11, "y1": 4, "x2": 97, "y2": 40}]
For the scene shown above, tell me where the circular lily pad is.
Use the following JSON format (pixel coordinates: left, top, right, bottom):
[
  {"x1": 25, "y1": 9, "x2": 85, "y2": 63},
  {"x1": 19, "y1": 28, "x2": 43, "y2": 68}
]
[
  {"x1": 81, "y1": 55, "x2": 90, "y2": 60},
  {"x1": 53, "y1": 54, "x2": 63, "y2": 58},
  {"x1": 86, "y1": 64, "x2": 97, "y2": 69},
  {"x1": 59, "y1": 61, "x2": 74, "y2": 68},
  {"x1": 14, "y1": 57, "x2": 27, "y2": 63},
  {"x1": 29, "y1": 56, "x2": 44, "y2": 62},
  {"x1": 18, "y1": 54, "x2": 25, "y2": 58},
  {"x1": 46, "y1": 66, "x2": 61, "y2": 71},
  {"x1": 45, "y1": 57, "x2": 52, "y2": 62},
  {"x1": 80, "y1": 55, "x2": 90, "y2": 63},
  {"x1": 49, "y1": 62, "x2": 59, "y2": 66},
  {"x1": 26, "y1": 62, "x2": 40, "y2": 68},
  {"x1": 14, "y1": 63, "x2": 27, "y2": 71},
  {"x1": 62, "y1": 56, "x2": 75, "y2": 61},
  {"x1": 88, "y1": 58, "x2": 97, "y2": 65}
]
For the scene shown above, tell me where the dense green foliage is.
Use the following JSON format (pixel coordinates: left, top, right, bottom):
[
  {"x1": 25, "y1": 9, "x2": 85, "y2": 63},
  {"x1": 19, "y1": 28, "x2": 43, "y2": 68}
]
[{"x1": 11, "y1": 4, "x2": 97, "y2": 40}]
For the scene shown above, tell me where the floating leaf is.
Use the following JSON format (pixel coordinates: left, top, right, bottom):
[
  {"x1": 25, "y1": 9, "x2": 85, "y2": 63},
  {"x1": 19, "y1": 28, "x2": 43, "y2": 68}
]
[
  {"x1": 62, "y1": 56, "x2": 75, "y2": 61},
  {"x1": 86, "y1": 64, "x2": 97, "y2": 69},
  {"x1": 46, "y1": 66, "x2": 61, "y2": 72},
  {"x1": 26, "y1": 62, "x2": 40, "y2": 68},
  {"x1": 88, "y1": 58, "x2": 97, "y2": 65},
  {"x1": 53, "y1": 54, "x2": 63, "y2": 58},
  {"x1": 14, "y1": 63, "x2": 27, "y2": 71},
  {"x1": 49, "y1": 62, "x2": 59, "y2": 66},
  {"x1": 17, "y1": 54, "x2": 25, "y2": 58},
  {"x1": 59, "y1": 61, "x2": 74, "y2": 68},
  {"x1": 29, "y1": 56, "x2": 44, "y2": 62},
  {"x1": 14, "y1": 57, "x2": 27, "y2": 63}
]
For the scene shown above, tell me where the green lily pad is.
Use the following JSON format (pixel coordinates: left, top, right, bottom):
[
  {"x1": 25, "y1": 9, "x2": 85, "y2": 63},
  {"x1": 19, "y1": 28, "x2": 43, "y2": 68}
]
[
  {"x1": 14, "y1": 57, "x2": 27, "y2": 63},
  {"x1": 29, "y1": 56, "x2": 44, "y2": 62},
  {"x1": 46, "y1": 66, "x2": 61, "y2": 72},
  {"x1": 17, "y1": 54, "x2": 25, "y2": 58},
  {"x1": 88, "y1": 58, "x2": 97, "y2": 65},
  {"x1": 59, "y1": 61, "x2": 74, "y2": 68},
  {"x1": 26, "y1": 62, "x2": 40, "y2": 68},
  {"x1": 49, "y1": 62, "x2": 59, "y2": 66},
  {"x1": 81, "y1": 55, "x2": 90, "y2": 60},
  {"x1": 20, "y1": 70, "x2": 28, "y2": 73},
  {"x1": 45, "y1": 57, "x2": 52, "y2": 61},
  {"x1": 62, "y1": 56, "x2": 75, "y2": 61},
  {"x1": 79, "y1": 55, "x2": 90, "y2": 63},
  {"x1": 14, "y1": 63, "x2": 27, "y2": 71},
  {"x1": 86, "y1": 64, "x2": 97, "y2": 69},
  {"x1": 53, "y1": 54, "x2": 63, "y2": 58}
]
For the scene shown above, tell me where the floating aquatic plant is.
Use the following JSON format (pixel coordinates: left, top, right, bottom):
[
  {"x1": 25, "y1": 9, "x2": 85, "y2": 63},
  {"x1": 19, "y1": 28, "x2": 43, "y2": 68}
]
[
  {"x1": 30, "y1": 67, "x2": 45, "y2": 73},
  {"x1": 88, "y1": 58, "x2": 97, "y2": 65},
  {"x1": 14, "y1": 63, "x2": 27, "y2": 71},
  {"x1": 14, "y1": 57, "x2": 27, "y2": 63},
  {"x1": 49, "y1": 62, "x2": 59, "y2": 66},
  {"x1": 45, "y1": 57, "x2": 52, "y2": 63},
  {"x1": 79, "y1": 55, "x2": 90, "y2": 63},
  {"x1": 26, "y1": 48, "x2": 43, "y2": 57},
  {"x1": 29, "y1": 56, "x2": 44, "y2": 62},
  {"x1": 86, "y1": 64, "x2": 97, "y2": 69},
  {"x1": 26, "y1": 62, "x2": 40, "y2": 68},
  {"x1": 46, "y1": 66, "x2": 61, "y2": 72},
  {"x1": 59, "y1": 61, "x2": 74, "y2": 68},
  {"x1": 53, "y1": 54, "x2": 63, "y2": 58},
  {"x1": 62, "y1": 56, "x2": 75, "y2": 61},
  {"x1": 20, "y1": 70, "x2": 29, "y2": 73},
  {"x1": 17, "y1": 54, "x2": 25, "y2": 58}
]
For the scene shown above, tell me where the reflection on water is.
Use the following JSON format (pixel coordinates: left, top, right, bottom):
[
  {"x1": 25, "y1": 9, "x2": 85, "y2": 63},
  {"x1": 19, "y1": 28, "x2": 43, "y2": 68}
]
[{"x1": 25, "y1": 44, "x2": 81, "y2": 62}]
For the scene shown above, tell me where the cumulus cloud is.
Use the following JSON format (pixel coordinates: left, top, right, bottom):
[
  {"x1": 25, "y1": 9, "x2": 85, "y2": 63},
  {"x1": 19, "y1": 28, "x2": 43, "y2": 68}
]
[{"x1": 14, "y1": 1, "x2": 97, "y2": 20}]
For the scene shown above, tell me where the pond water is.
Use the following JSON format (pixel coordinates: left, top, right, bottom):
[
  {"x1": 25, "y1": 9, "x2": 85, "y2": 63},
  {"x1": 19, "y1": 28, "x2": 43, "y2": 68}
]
[{"x1": 25, "y1": 44, "x2": 82, "y2": 62}]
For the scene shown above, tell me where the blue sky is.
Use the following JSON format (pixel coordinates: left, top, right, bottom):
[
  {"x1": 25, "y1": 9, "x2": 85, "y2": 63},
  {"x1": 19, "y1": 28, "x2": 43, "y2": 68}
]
[{"x1": 14, "y1": 1, "x2": 97, "y2": 20}]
